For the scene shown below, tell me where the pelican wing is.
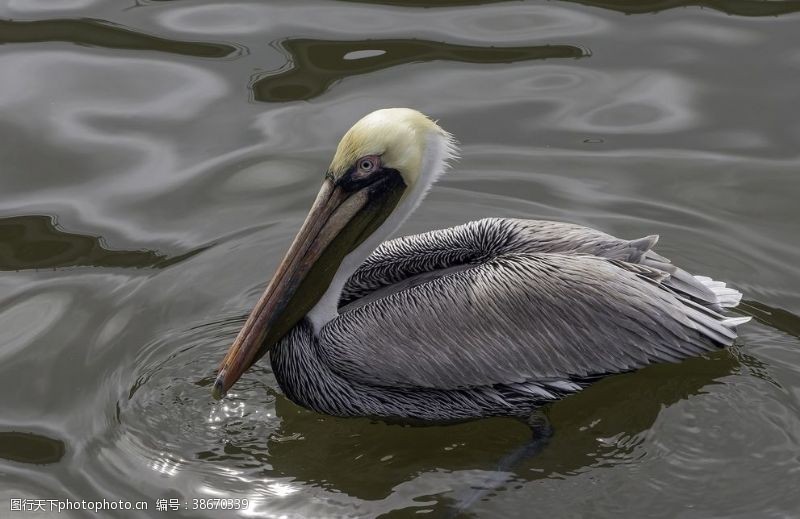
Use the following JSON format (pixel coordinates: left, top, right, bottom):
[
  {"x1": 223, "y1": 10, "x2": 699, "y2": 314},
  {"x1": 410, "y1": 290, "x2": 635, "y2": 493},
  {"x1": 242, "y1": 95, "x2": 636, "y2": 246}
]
[
  {"x1": 321, "y1": 251, "x2": 740, "y2": 390},
  {"x1": 341, "y1": 218, "x2": 724, "y2": 311}
]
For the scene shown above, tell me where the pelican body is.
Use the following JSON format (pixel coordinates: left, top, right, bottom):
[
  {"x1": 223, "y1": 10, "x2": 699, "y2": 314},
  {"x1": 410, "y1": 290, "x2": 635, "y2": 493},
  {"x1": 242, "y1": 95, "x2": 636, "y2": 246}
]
[{"x1": 213, "y1": 108, "x2": 749, "y2": 421}]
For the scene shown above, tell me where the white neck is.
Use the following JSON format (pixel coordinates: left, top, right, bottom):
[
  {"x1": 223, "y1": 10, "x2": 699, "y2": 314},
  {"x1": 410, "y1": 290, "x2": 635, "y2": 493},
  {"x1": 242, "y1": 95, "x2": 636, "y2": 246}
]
[{"x1": 306, "y1": 131, "x2": 456, "y2": 332}]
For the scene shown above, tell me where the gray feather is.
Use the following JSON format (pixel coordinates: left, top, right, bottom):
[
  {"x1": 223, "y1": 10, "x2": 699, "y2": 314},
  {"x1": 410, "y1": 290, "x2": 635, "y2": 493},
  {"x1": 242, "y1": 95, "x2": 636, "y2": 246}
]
[
  {"x1": 269, "y1": 218, "x2": 748, "y2": 421},
  {"x1": 326, "y1": 251, "x2": 739, "y2": 391}
]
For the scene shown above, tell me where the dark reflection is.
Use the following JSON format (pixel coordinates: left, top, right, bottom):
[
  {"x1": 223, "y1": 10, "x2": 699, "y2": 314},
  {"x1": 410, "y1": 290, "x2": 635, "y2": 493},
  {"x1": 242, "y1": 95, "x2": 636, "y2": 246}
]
[
  {"x1": 339, "y1": 0, "x2": 508, "y2": 5},
  {"x1": 0, "y1": 215, "x2": 207, "y2": 271},
  {"x1": 341, "y1": 0, "x2": 800, "y2": 16},
  {"x1": 0, "y1": 431, "x2": 65, "y2": 465},
  {"x1": 740, "y1": 300, "x2": 800, "y2": 338},
  {"x1": 0, "y1": 19, "x2": 237, "y2": 58},
  {"x1": 205, "y1": 351, "x2": 741, "y2": 510},
  {"x1": 566, "y1": 0, "x2": 800, "y2": 16},
  {"x1": 252, "y1": 39, "x2": 586, "y2": 102},
  {"x1": 730, "y1": 300, "x2": 800, "y2": 388}
]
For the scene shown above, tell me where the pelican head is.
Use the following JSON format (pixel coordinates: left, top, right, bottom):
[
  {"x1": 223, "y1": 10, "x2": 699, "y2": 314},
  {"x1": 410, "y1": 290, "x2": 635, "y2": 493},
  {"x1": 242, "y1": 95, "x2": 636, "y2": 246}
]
[{"x1": 213, "y1": 108, "x2": 456, "y2": 398}]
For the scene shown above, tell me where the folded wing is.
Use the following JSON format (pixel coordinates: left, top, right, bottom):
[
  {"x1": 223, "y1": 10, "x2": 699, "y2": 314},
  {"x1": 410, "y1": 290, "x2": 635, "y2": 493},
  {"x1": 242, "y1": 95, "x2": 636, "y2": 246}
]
[{"x1": 323, "y1": 251, "x2": 743, "y2": 391}]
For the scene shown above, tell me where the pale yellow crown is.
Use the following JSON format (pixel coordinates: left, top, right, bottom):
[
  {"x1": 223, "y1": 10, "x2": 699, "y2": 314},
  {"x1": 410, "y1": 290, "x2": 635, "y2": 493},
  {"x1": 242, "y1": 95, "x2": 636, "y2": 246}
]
[{"x1": 328, "y1": 108, "x2": 453, "y2": 187}]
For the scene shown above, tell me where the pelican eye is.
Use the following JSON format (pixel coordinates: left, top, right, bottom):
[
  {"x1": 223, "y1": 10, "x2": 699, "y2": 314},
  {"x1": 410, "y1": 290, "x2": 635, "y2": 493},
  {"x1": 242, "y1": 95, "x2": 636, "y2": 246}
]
[{"x1": 357, "y1": 155, "x2": 380, "y2": 175}]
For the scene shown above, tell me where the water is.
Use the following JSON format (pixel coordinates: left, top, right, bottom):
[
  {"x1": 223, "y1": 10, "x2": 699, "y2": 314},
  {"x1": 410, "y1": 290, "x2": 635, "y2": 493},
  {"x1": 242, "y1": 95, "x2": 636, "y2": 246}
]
[{"x1": 1, "y1": 1, "x2": 799, "y2": 517}]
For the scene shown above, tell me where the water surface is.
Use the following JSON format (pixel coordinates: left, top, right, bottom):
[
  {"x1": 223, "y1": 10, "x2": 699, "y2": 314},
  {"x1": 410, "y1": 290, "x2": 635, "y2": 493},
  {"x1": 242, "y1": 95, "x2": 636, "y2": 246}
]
[{"x1": 1, "y1": 0, "x2": 799, "y2": 517}]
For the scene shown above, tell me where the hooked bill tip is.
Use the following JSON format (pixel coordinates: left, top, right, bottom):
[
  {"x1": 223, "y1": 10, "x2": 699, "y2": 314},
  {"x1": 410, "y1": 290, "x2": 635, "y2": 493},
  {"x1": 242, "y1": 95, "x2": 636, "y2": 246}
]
[{"x1": 211, "y1": 374, "x2": 227, "y2": 400}]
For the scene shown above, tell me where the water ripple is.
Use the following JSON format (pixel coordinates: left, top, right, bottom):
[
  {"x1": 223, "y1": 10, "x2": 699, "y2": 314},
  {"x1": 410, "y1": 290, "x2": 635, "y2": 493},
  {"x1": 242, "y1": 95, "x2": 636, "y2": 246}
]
[
  {"x1": 0, "y1": 290, "x2": 71, "y2": 361},
  {"x1": 119, "y1": 314, "x2": 279, "y2": 474},
  {"x1": 157, "y1": 2, "x2": 606, "y2": 42},
  {"x1": 1, "y1": 0, "x2": 799, "y2": 517}
]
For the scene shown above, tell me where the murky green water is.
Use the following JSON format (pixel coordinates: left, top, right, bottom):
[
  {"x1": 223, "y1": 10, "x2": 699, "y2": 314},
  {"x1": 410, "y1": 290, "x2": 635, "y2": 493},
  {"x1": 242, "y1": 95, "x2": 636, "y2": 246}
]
[{"x1": 1, "y1": 1, "x2": 799, "y2": 517}]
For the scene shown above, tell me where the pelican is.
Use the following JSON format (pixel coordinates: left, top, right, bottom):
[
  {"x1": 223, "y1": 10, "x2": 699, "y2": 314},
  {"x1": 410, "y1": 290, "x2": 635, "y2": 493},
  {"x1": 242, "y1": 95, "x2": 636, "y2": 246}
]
[{"x1": 213, "y1": 108, "x2": 750, "y2": 422}]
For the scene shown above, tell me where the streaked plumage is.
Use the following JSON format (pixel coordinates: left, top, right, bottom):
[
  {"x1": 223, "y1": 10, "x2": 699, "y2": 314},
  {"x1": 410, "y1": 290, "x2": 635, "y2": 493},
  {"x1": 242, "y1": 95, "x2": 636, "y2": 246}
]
[
  {"x1": 214, "y1": 108, "x2": 749, "y2": 422},
  {"x1": 271, "y1": 218, "x2": 746, "y2": 420}
]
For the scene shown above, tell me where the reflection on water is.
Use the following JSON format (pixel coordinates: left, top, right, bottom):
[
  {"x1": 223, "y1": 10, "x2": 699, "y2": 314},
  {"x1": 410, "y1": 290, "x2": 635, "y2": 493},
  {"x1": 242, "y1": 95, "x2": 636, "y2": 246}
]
[
  {"x1": 0, "y1": 18, "x2": 238, "y2": 58},
  {"x1": 2, "y1": 0, "x2": 800, "y2": 517},
  {"x1": 113, "y1": 305, "x2": 753, "y2": 516},
  {"x1": 0, "y1": 215, "x2": 207, "y2": 270},
  {"x1": 740, "y1": 300, "x2": 800, "y2": 338},
  {"x1": 253, "y1": 39, "x2": 586, "y2": 102},
  {"x1": 346, "y1": 0, "x2": 800, "y2": 16},
  {"x1": 567, "y1": 0, "x2": 800, "y2": 16},
  {"x1": 271, "y1": 351, "x2": 740, "y2": 495},
  {"x1": 0, "y1": 431, "x2": 65, "y2": 465}
]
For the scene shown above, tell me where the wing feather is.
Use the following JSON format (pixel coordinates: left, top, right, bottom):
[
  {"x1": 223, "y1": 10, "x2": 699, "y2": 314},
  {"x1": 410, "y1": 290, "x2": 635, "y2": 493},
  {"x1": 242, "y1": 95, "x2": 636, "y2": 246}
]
[
  {"x1": 342, "y1": 218, "x2": 731, "y2": 312},
  {"x1": 321, "y1": 252, "x2": 736, "y2": 391}
]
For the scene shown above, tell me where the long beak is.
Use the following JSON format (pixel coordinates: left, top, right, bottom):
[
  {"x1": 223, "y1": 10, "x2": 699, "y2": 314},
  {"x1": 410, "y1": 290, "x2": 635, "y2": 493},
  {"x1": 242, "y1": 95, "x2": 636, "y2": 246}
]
[{"x1": 212, "y1": 171, "x2": 406, "y2": 399}]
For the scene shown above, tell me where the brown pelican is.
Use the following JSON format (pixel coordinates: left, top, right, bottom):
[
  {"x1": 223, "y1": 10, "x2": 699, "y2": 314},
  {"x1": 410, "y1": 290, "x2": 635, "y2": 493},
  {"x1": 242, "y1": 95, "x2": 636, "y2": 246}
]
[{"x1": 213, "y1": 108, "x2": 749, "y2": 421}]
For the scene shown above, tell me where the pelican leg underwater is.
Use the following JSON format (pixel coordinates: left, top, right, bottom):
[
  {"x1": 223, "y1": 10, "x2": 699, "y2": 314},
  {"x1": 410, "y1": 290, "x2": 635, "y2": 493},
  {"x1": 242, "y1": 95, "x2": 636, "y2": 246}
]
[{"x1": 213, "y1": 108, "x2": 750, "y2": 422}]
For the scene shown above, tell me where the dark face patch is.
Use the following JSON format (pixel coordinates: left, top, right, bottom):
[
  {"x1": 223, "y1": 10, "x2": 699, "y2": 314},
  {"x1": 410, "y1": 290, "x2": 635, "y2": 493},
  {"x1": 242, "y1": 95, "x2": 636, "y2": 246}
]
[{"x1": 331, "y1": 154, "x2": 403, "y2": 193}]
